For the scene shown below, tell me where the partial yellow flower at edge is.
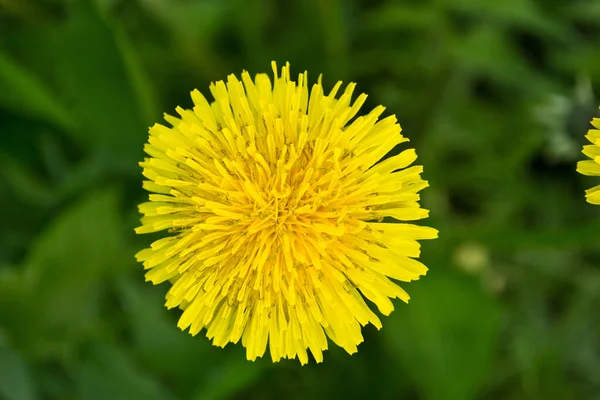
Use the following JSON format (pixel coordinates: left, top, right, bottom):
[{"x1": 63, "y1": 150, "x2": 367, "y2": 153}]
[
  {"x1": 577, "y1": 112, "x2": 600, "y2": 205},
  {"x1": 135, "y1": 61, "x2": 438, "y2": 365}
]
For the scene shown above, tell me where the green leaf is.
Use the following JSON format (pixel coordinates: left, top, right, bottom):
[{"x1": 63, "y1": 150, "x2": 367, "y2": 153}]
[
  {"x1": 0, "y1": 345, "x2": 37, "y2": 400},
  {"x1": 567, "y1": 1, "x2": 600, "y2": 21},
  {"x1": 17, "y1": 188, "x2": 126, "y2": 357},
  {"x1": 137, "y1": 0, "x2": 227, "y2": 76},
  {"x1": 77, "y1": 344, "x2": 175, "y2": 400},
  {"x1": 49, "y1": 1, "x2": 150, "y2": 160},
  {"x1": 0, "y1": 153, "x2": 55, "y2": 208},
  {"x1": 112, "y1": 22, "x2": 160, "y2": 127},
  {"x1": 138, "y1": 0, "x2": 226, "y2": 47},
  {"x1": 364, "y1": 4, "x2": 443, "y2": 31},
  {"x1": 118, "y1": 277, "x2": 265, "y2": 398},
  {"x1": 450, "y1": 27, "x2": 535, "y2": 86},
  {"x1": 24, "y1": 188, "x2": 124, "y2": 288},
  {"x1": 191, "y1": 359, "x2": 264, "y2": 400},
  {"x1": 117, "y1": 278, "x2": 212, "y2": 379},
  {"x1": 444, "y1": 0, "x2": 570, "y2": 39},
  {"x1": 382, "y1": 269, "x2": 501, "y2": 400},
  {"x1": 0, "y1": 51, "x2": 73, "y2": 131}
]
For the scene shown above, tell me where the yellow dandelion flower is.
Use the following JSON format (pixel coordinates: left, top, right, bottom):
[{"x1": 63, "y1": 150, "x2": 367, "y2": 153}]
[
  {"x1": 577, "y1": 110, "x2": 600, "y2": 204},
  {"x1": 135, "y1": 62, "x2": 438, "y2": 364}
]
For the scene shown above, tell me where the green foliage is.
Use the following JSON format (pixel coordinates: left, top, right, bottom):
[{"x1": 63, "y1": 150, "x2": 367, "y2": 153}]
[
  {"x1": 77, "y1": 344, "x2": 176, "y2": 400},
  {"x1": 1, "y1": 0, "x2": 600, "y2": 399},
  {"x1": 0, "y1": 345, "x2": 37, "y2": 400},
  {"x1": 48, "y1": 1, "x2": 149, "y2": 158},
  {"x1": 383, "y1": 269, "x2": 501, "y2": 400},
  {"x1": 0, "y1": 51, "x2": 73, "y2": 131}
]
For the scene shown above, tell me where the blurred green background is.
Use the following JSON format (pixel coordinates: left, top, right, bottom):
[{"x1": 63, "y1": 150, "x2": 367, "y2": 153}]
[{"x1": 2, "y1": 0, "x2": 600, "y2": 399}]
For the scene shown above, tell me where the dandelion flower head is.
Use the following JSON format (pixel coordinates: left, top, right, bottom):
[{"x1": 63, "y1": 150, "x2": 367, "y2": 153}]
[
  {"x1": 135, "y1": 62, "x2": 438, "y2": 364},
  {"x1": 577, "y1": 109, "x2": 600, "y2": 204}
]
